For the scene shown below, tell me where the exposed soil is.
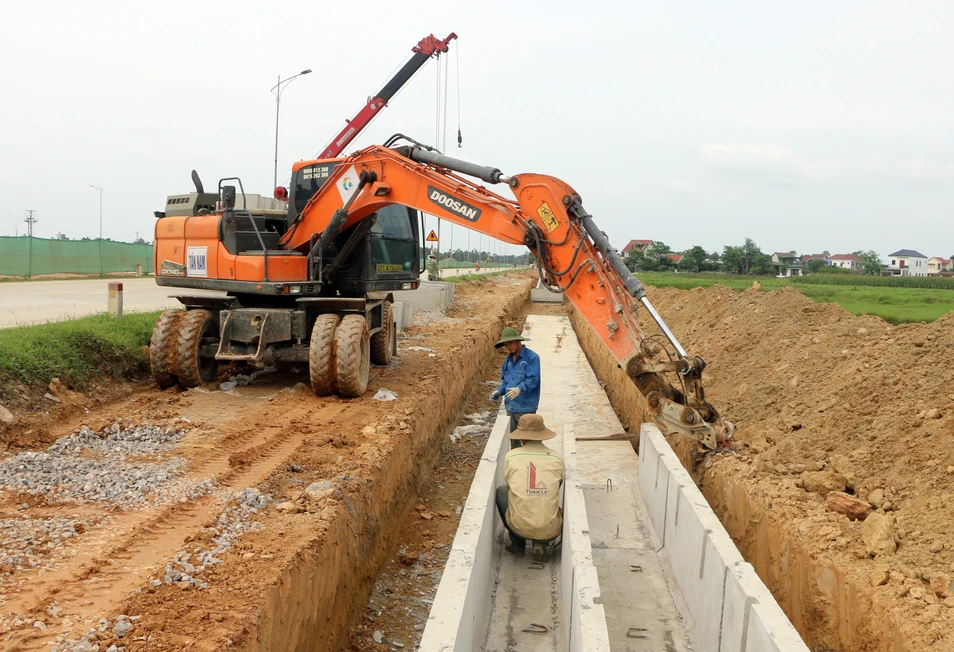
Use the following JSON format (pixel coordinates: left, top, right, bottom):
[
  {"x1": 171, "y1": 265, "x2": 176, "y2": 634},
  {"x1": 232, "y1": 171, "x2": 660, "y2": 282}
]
[
  {"x1": 0, "y1": 273, "x2": 535, "y2": 651},
  {"x1": 7, "y1": 273, "x2": 950, "y2": 652},
  {"x1": 573, "y1": 284, "x2": 954, "y2": 652}
]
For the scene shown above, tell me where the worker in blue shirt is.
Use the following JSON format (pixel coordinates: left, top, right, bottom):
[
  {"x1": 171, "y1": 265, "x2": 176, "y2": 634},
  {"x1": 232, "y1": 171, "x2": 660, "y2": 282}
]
[{"x1": 489, "y1": 327, "x2": 541, "y2": 449}]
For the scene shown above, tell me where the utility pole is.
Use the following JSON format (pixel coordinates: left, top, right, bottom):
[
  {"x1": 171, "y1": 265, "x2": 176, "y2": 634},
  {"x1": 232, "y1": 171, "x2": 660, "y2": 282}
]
[
  {"x1": 23, "y1": 210, "x2": 37, "y2": 236},
  {"x1": 24, "y1": 210, "x2": 37, "y2": 278}
]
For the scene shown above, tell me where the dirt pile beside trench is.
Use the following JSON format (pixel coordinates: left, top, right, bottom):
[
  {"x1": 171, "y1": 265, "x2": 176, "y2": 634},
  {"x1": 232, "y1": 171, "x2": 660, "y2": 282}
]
[{"x1": 575, "y1": 284, "x2": 954, "y2": 652}]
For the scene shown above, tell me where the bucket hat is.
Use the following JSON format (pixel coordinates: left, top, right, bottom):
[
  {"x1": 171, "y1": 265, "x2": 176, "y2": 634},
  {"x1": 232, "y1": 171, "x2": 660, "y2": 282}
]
[
  {"x1": 495, "y1": 327, "x2": 527, "y2": 349},
  {"x1": 509, "y1": 414, "x2": 556, "y2": 441}
]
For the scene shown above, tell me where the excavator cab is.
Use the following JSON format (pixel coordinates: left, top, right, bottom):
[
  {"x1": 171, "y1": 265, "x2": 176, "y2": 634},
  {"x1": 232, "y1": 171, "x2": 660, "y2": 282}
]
[{"x1": 318, "y1": 203, "x2": 420, "y2": 295}]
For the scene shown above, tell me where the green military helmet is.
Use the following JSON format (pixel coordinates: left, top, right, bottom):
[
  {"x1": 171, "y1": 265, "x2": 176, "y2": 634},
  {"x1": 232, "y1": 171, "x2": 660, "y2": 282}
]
[{"x1": 495, "y1": 327, "x2": 527, "y2": 349}]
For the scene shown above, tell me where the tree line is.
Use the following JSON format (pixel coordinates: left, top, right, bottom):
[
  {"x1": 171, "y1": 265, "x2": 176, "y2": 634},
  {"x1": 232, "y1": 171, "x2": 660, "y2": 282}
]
[{"x1": 623, "y1": 238, "x2": 887, "y2": 276}]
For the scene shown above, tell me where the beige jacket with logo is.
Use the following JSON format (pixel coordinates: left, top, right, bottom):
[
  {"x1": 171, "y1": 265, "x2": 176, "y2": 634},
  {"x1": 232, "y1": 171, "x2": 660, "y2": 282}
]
[{"x1": 504, "y1": 441, "x2": 564, "y2": 541}]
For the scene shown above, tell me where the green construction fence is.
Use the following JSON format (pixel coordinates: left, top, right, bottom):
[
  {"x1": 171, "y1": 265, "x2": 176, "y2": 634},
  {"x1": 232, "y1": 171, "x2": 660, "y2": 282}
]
[{"x1": 0, "y1": 237, "x2": 155, "y2": 277}]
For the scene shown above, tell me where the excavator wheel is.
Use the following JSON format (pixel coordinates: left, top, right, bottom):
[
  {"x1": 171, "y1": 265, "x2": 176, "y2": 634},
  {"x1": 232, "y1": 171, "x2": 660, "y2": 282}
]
[
  {"x1": 309, "y1": 313, "x2": 341, "y2": 396},
  {"x1": 150, "y1": 309, "x2": 183, "y2": 389},
  {"x1": 370, "y1": 300, "x2": 393, "y2": 366},
  {"x1": 335, "y1": 314, "x2": 370, "y2": 398},
  {"x1": 175, "y1": 309, "x2": 220, "y2": 388}
]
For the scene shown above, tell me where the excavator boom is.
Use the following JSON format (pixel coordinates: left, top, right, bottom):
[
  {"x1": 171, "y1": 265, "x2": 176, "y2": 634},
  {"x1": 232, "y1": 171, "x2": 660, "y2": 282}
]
[{"x1": 288, "y1": 142, "x2": 733, "y2": 448}]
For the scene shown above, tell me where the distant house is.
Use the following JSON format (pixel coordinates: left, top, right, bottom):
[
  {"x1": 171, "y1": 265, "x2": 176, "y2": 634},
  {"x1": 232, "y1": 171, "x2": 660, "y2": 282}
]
[
  {"x1": 668, "y1": 254, "x2": 683, "y2": 264},
  {"x1": 621, "y1": 239, "x2": 654, "y2": 256},
  {"x1": 771, "y1": 251, "x2": 803, "y2": 277},
  {"x1": 927, "y1": 257, "x2": 953, "y2": 275},
  {"x1": 883, "y1": 249, "x2": 928, "y2": 277},
  {"x1": 829, "y1": 253, "x2": 861, "y2": 272},
  {"x1": 801, "y1": 253, "x2": 830, "y2": 266}
]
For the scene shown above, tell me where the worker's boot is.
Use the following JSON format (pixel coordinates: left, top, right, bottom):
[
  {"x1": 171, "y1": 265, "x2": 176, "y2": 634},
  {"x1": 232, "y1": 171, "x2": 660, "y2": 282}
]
[
  {"x1": 505, "y1": 540, "x2": 525, "y2": 557},
  {"x1": 532, "y1": 542, "x2": 549, "y2": 563}
]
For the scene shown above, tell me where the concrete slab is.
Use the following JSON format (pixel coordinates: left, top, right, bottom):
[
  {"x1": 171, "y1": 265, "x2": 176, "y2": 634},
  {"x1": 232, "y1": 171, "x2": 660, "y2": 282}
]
[
  {"x1": 391, "y1": 301, "x2": 412, "y2": 332},
  {"x1": 530, "y1": 288, "x2": 563, "y2": 303},
  {"x1": 392, "y1": 281, "x2": 456, "y2": 312},
  {"x1": 529, "y1": 315, "x2": 695, "y2": 651},
  {"x1": 419, "y1": 409, "x2": 510, "y2": 652},
  {"x1": 562, "y1": 425, "x2": 611, "y2": 652},
  {"x1": 638, "y1": 424, "x2": 809, "y2": 651},
  {"x1": 746, "y1": 601, "x2": 812, "y2": 652}
]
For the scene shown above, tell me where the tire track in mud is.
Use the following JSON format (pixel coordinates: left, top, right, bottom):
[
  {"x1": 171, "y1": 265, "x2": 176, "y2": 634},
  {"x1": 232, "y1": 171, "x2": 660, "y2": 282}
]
[{"x1": 1, "y1": 391, "x2": 348, "y2": 652}]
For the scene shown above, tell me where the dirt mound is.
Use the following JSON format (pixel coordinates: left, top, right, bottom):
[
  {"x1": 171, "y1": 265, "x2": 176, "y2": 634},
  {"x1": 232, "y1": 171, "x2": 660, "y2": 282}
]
[{"x1": 642, "y1": 285, "x2": 954, "y2": 650}]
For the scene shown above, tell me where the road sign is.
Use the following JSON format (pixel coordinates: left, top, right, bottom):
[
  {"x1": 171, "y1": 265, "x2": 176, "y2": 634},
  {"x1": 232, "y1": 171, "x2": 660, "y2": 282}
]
[{"x1": 426, "y1": 230, "x2": 439, "y2": 242}]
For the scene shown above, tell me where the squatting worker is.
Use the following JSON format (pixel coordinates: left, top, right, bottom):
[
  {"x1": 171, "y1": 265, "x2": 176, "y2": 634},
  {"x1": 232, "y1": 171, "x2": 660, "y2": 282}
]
[
  {"x1": 489, "y1": 327, "x2": 541, "y2": 449},
  {"x1": 495, "y1": 414, "x2": 564, "y2": 562}
]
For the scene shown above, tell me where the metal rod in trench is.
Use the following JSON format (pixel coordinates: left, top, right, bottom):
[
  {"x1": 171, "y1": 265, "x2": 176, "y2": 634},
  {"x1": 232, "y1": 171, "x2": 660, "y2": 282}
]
[{"x1": 638, "y1": 296, "x2": 687, "y2": 359}]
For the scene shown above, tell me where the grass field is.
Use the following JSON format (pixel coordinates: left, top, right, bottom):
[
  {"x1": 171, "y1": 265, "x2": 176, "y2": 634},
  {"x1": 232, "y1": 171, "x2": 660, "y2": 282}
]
[
  {"x1": 0, "y1": 311, "x2": 160, "y2": 396},
  {"x1": 636, "y1": 272, "x2": 954, "y2": 324}
]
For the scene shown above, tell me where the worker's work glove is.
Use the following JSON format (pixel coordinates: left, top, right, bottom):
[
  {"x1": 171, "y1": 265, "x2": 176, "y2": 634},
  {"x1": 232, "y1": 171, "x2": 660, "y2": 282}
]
[
  {"x1": 505, "y1": 387, "x2": 521, "y2": 400},
  {"x1": 489, "y1": 391, "x2": 501, "y2": 402}
]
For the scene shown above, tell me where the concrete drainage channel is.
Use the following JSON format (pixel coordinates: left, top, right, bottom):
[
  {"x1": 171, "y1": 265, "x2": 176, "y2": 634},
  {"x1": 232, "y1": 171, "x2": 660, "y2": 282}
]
[{"x1": 417, "y1": 315, "x2": 809, "y2": 651}]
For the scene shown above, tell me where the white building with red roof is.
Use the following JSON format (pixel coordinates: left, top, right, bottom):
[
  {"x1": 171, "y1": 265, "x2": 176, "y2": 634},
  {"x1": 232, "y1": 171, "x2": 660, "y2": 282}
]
[{"x1": 829, "y1": 253, "x2": 861, "y2": 272}]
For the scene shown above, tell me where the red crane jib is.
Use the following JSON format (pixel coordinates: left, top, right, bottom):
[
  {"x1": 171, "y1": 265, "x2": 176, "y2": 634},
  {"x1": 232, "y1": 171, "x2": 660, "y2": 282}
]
[{"x1": 320, "y1": 32, "x2": 458, "y2": 159}]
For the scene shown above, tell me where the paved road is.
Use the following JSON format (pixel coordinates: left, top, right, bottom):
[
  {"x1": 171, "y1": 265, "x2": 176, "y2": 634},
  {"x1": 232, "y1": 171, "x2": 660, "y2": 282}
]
[
  {"x1": 0, "y1": 278, "x2": 224, "y2": 328},
  {"x1": 0, "y1": 267, "x2": 528, "y2": 328}
]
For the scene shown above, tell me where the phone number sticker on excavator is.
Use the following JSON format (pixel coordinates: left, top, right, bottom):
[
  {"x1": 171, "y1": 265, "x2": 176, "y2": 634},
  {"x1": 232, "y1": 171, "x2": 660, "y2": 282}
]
[
  {"x1": 537, "y1": 201, "x2": 560, "y2": 233},
  {"x1": 187, "y1": 246, "x2": 208, "y2": 278}
]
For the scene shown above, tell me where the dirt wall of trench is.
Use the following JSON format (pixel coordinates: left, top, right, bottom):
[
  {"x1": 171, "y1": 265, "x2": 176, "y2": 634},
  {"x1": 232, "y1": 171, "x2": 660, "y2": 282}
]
[
  {"x1": 247, "y1": 278, "x2": 534, "y2": 651},
  {"x1": 570, "y1": 285, "x2": 954, "y2": 652}
]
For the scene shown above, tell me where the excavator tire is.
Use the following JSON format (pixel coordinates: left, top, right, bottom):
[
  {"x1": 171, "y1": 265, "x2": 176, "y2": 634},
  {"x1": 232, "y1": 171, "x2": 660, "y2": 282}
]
[
  {"x1": 309, "y1": 313, "x2": 341, "y2": 396},
  {"x1": 335, "y1": 314, "x2": 370, "y2": 398},
  {"x1": 370, "y1": 300, "x2": 393, "y2": 366},
  {"x1": 175, "y1": 309, "x2": 220, "y2": 388},
  {"x1": 150, "y1": 309, "x2": 183, "y2": 389}
]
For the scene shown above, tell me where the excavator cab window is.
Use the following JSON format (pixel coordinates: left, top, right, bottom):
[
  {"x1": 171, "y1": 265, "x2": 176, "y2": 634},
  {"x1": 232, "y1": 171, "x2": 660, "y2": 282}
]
[
  {"x1": 290, "y1": 162, "x2": 339, "y2": 217},
  {"x1": 370, "y1": 205, "x2": 417, "y2": 275}
]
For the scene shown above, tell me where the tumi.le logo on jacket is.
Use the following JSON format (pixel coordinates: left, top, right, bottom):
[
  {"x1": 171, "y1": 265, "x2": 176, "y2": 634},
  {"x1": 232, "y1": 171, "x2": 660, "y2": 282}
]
[{"x1": 526, "y1": 461, "x2": 548, "y2": 495}]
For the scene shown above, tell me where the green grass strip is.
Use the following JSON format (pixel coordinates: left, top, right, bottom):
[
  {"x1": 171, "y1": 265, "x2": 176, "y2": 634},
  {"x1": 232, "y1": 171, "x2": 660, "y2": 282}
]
[
  {"x1": 636, "y1": 272, "x2": 954, "y2": 324},
  {"x1": 0, "y1": 311, "x2": 161, "y2": 395}
]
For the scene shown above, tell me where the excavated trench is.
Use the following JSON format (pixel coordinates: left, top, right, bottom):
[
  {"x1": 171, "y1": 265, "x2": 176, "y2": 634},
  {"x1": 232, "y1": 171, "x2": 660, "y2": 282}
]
[
  {"x1": 570, "y1": 285, "x2": 954, "y2": 652},
  {"x1": 58, "y1": 277, "x2": 943, "y2": 651},
  {"x1": 236, "y1": 279, "x2": 536, "y2": 651},
  {"x1": 238, "y1": 280, "x2": 951, "y2": 652}
]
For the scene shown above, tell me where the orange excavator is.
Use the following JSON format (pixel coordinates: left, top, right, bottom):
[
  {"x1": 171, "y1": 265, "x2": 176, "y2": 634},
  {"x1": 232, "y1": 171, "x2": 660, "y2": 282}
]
[{"x1": 150, "y1": 136, "x2": 733, "y2": 449}]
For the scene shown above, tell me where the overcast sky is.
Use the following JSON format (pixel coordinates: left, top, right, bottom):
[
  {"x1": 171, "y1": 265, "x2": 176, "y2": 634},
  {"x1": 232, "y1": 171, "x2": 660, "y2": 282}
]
[{"x1": 1, "y1": 1, "x2": 952, "y2": 260}]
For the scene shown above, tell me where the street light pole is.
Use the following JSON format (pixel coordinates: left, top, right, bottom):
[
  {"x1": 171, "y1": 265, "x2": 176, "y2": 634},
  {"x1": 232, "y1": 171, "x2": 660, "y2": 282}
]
[
  {"x1": 271, "y1": 69, "x2": 312, "y2": 190},
  {"x1": 88, "y1": 185, "x2": 104, "y2": 239}
]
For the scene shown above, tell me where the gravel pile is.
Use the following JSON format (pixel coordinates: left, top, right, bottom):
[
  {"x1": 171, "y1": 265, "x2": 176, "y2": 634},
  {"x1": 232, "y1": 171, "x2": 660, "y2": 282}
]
[
  {"x1": 151, "y1": 487, "x2": 272, "y2": 590},
  {"x1": 51, "y1": 614, "x2": 140, "y2": 651},
  {"x1": 49, "y1": 421, "x2": 188, "y2": 458},
  {"x1": 0, "y1": 420, "x2": 217, "y2": 509},
  {"x1": 0, "y1": 515, "x2": 105, "y2": 575}
]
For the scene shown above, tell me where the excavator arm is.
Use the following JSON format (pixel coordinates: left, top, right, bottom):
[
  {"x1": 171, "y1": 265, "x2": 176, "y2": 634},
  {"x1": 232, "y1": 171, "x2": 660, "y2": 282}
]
[{"x1": 286, "y1": 141, "x2": 733, "y2": 449}]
